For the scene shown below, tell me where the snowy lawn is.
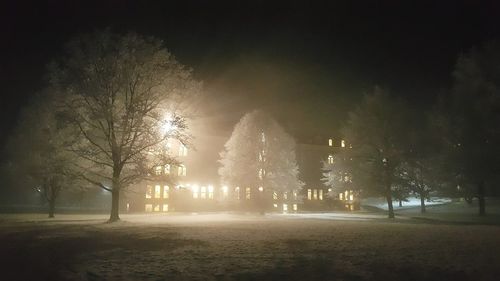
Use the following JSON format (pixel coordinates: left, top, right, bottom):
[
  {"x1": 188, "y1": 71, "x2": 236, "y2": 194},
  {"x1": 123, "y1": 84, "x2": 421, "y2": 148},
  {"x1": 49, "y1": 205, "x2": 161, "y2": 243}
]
[{"x1": 1, "y1": 213, "x2": 499, "y2": 281}]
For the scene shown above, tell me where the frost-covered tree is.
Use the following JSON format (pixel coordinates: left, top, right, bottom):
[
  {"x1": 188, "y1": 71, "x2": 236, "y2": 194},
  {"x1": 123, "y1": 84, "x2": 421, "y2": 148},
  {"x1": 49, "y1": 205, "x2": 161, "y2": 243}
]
[
  {"x1": 49, "y1": 30, "x2": 200, "y2": 222},
  {"x1": 218, "y1": 110, "x2": 303, "y2": 211},
  {"x1": 342, "y1": 88, "x2": 411, "y2": 218},
  {"x1": 434, "y1": 43, "x2": 500, "y2": 216},
  {"x1": 6, "y1": 92, "x2": 78, "y2": 218},
  {"x1": 321, "y1": 153, "x2": 354, "y2": 196}
]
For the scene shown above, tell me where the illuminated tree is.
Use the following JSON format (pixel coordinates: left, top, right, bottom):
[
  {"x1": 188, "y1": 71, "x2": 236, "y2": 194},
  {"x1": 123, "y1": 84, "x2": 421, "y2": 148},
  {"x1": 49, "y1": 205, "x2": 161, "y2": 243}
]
[
  {"x1": 5, "y1": 92, "x2": 78, "y2": 218},
  {"x1": 218, "y1": 110, "x2": 303, "y2": 211},
  {"x1": 435, "y1": 43, "x2": 500, "y2": 216},
  {"x1": 49, "y1": 30, "x2": 200, "y2": 222},
  {"x1": 342, "y1": 88, "x2": 411, "y2": 218},
  {"x1": 321, "y1": 152, "x2": 355, "y2": 196}
]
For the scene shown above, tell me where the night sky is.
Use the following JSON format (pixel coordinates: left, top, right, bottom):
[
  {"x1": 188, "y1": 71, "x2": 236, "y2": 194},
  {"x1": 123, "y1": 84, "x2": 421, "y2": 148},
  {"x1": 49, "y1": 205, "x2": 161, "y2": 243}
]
[{"x1": 1, "y1": 0, "x2": 500, "y2": 147}]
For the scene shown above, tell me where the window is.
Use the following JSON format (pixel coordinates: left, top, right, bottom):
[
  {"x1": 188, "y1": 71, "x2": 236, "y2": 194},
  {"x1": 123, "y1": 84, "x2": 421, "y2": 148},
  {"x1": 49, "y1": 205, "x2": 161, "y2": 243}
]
[
  {"x1": 145, "y1": 204, "x2": 153, "y2": 212},
  {"x1": 146, "y1": 185, "x2": 152, "y2": 199},
  {"x1": 283, "y1": 192, "x2": 288, "y2": 200},
  {"x1": 154, "y1": 204, "x2": 160, "y2": 212},
  {"x1": 162, "y1": 204, "x2": 169, "y2": 212},
  {"x1": 319, "y1": 189, "x2": 323, "y2": 200},
  {"x1": 328, "y1": 155, "x2": 334, "y2": 164},
  {"x1": 192, "y1": 185, "x2": 199, "y2": 199},
  {"x1": 307, "y1": 189, "x2": 312, "y2": 200},
  {"x1": 154, "y1": 185, "x2": 161, "y2": 198},
  {"x1": 201, "y1": 186, "x2": 206, "y2": 199},
  {"x1": 258, "y1": 168, "x2": 265, "y2": 179},
  {"x1": 293, "y1": 190, "x2": 298, "y2": 200},
  {"x1": 349, "y1": 191, "x2": 354, "y2": 201},
  {"x1": 313, "y1": 189, "x2": 318, "y2": 200},
  {"x1": 339, "y1": 193, "x2": 343, "y2": 200},
  {"x1": 178, "y1": 164, "x2": 186, "y2": 176},
  {"x1": 345, "y1": 190, "x2": 348, "y2": 200},
  {"x1": 273, "y1": 191, "x2": 278, "y2": 200},
  {"x1": 155, "y1": 166, "x2": 162, "y2": 175},
  {"x1": 328, "y1": 138, "x2": 333, "y2": 146},
  {"x1": 273, "y1": 203, "x2": 278, "y2": 208},
  {"x1": 261, "y1": 132, "x2": 266, "y2": 143},
  {"x1": 222, "y1": 185, "x2": 228, "y2": 199},
  {"x1": 208, "y1": 185, "x2": 214, "y2": 199},
  {"x1": 164, "y1": 164, "x2": 170, "y2": 175},
  {"x1": 283, "y1": 204, "x2": 288, "y2": 212},
  {"x1": 258, "y1": 186, "x2": 263, "y2": 192},
  {"x1": 163, "y1": 186, "x2": 169, "y2": 199},
  {"x1": 179, "y1": 144, "x2": 188, "y2": 156},
  {"x1": 245, "y1": 187, "x2": 251, "y2": 200},
  {"x1": 341, "y1": 140, "x2": 346, "y2": 148},
  {"x1": 293, "y1": 204, "x2": 298, "y2": 211},
  {"x1": 235, "y1": 187, "x2": 240, "y2": 200}
]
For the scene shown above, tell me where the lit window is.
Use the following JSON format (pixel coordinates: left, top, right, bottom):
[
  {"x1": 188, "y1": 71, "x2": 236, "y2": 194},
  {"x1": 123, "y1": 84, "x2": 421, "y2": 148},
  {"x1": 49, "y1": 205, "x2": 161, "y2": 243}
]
[
  {"x1": 273, "y1": 203, "x2": 278, "y2": 208},
  {"x1": 283, "y1": 204, "x2": 288, "y2": 212},
  {"x1": 273, "y1": 191, "x2": 278, "y2": 200},
  {"x1": 245, "y1": 187, "x2": 251, "y2": 200},
  {"x1": 154, "y1": 185, "x2": 161, "y2": 198},
  {"x1": 328, "y1": 138, "x2": 333, "y2": 146},
  {"x1": 319, "y1": 189, "x2": 323, "y2": 200},
  {"x1": 261, "y1": 132, "x2": 266, "y2": 143},
  {"x1": 341, "y1": 140, "x2": 346, "y2": 148},
  {"x1": 154, "y1": 204, "x2": 160, "y2": 212},
  {"x1": 345, "y1": 190, "x2": 348, "y2": 200},
  {"x1": 258, "y1": 186, "x2": 263, "y2": 192},
  {"x1": 145, "y1": 204, "x2": 153, "y2": 212},
  {"x1": 293, "y1": 190, "x2": 298, "y2": 200},
  {"x1": 201, "y1": 186, "x2": 206, "y2": 199},
  {"x1": 258, "y1": 168, "x2": 265, "y2": 179},
  {"x1": 155, "y1": 166, "x2": 162, "y2": 175},
  {"x1": 283, "y1": 192, "x2": 288, "y2": 200},
  {"x1": 208, "y1": 185, "x2": 214, "y2": 199},
  {"x1": 222, "y1": 185, "x2": 228, "y2": 199},
  {"x1": 192, "y1": 185, "x2": 199, "y2": 199},
  {"x1": 163, "y1": 186, "x2": 169, "y2": 199},
  {"x1": 146, "y1": 185, "x2": 152, "y2": 199},
  {"x1": 349, "y1": 191, "x2": 354, "y2": 201},
  {"x1": 235, "y1": 187, "x2": 240, "y2": 200},
  {"x1": 179, "y1": 144, "x2": 188, "y2": 156},
  {"x1": 339, "y1": 193, "x2": 343, "y2": 200},
  {"x1": 178, "y1": 164, "x2": 186, "y2": 176},
  {"x1": 307, "y1": 189, "x2": 312, "y2": 200},
  {"x1": 313, "y1": 189, "x2": 318, "y2": 200},
  {"x1": 293, "y1": 204, "x2": 298, "y2": 211},
  {"x1": 162, "y1": 204, "x2": 169, "y2": 212},
  {"x1": 164, "y1": 164, "x2": 170, "y2": 175},
  {"x1": 328, "y1": 155, "x2": 334, "y2": 164}
]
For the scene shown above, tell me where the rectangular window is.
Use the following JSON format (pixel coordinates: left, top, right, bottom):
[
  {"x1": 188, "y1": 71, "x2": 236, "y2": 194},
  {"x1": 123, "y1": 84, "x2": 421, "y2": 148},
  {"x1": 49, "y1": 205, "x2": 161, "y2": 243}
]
[
  {"x1": 235, "y1": 187, "x2": 240, "y2": 200},
  {"x1": 192, "y1": 185, "x2": 199, "y2": 199},
  {"x1": 162, "y1": 204, "x2": 169, "y2": 212},
  {"x1": 293, "y1": 204, "x2": 298, "y2": 211},
  {"x1": 222, "y1": 186, "x2": 228, "y2": 199},
  {"x1": 245, "y1": 187, "x2": 251, "y2": 200},
  {"x1": 307, "y1": 189, "x2": 312, "y2": 200},
  {"x1": 283, "y1": 192, "x2": 288, "y2": 200},
  {"x1": 273, "y1": 203, "x2": 278, "y2": 208},
  {"x1": 145, "y1": 204, "x2": 153, "y2": 212},
  {"x1": 178, "y1": 165, "x2": 186, "y2": 176},
  {"x1": 155, "y1": 166, "x2": 162, "y2": 175},
  {"x1": 164, "y1": 164, "x2": 170, "y2": 175},
  {"x1": 154, "y1": 204, "x2": 160, "y2": 212},
  {"x1": 155, "y1": 185, "x2": 161, "y2": 198},
  {"x1": 328, "y1": 155, "x2": 334, "y2": 164},
  {"x1": 283, "y1": 204, "x2": 288, "y2": 212},
  {"x1": 349, "y1": 192, "x2": 354, "y2": 201},
  {"x1": 179, "y1": 144, "x2": 188, "y2": 156},
  {"x1": 293, "y1": 190, "x2": 298, "y2": 200},
  {"x1": 313, "y1": 189, "x2": 318, "y2": 200},
  {"x1": 319, "y1": 189, "x2": 323, "y2": 200},
  {"x1": 329, "y1": 138, "x2": 333, "y2": 146},
  {"x1": 145, "y1": 185, "x2": 152, "y2": 199},
  {"x1": 341, "y1": 140, "x2": 346, "y2": 148},
  {"x1": 273, "y1": 191, "x2": 278, "y2": 200},
  {"x1": 339, "y1": 193, "x2": 343, "y2": 200},
  {"x1": 201, "y1": 186, "x2": 206, "y2": 199},
  {"x1": 208, "y1": 185, "x2": 214, "y2": 199},
  {"x1": 163, "y1": 186, "x2": 169, "y2": 199}
]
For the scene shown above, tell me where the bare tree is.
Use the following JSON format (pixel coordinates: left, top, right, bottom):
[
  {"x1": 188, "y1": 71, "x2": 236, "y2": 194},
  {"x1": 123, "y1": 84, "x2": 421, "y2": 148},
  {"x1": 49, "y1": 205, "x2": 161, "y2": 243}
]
[{"x1": 49, "y1": 30, "x2": 201, "y2": 222}]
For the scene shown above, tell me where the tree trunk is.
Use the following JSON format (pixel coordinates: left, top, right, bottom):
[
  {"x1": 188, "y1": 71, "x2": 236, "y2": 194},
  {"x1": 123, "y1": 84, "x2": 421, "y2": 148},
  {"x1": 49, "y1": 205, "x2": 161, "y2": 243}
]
[
  {"x1": 48, "y1": 199, "x2": 55, "y2": 218},
  {"x1": 398, "y1": 200, "x2": 402, "y2": 207},
  {"x1": 420, "y1": 195, "x2": 426, "y2": 213},
  {"x1": 109, "y1": 175, "x2": 121, "y2": 222},
  {"x1": 478, "y1": 181, "x2": 486, "y2": 216}
]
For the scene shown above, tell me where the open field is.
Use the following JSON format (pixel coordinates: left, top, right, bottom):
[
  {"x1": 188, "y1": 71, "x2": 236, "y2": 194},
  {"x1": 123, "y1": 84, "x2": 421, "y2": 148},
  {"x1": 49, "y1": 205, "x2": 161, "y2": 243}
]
[{"x1": 1, "y1": 213, "x2": 500, "y2": 281}]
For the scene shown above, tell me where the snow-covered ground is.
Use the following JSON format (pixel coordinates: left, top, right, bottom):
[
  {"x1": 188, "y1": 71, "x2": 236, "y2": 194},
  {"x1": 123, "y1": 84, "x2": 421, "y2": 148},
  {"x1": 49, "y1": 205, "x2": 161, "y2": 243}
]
[
  {"x1": 362, "y1": 196, "x2": 452, "y2": 210},
  {"x1": 1, "y1": 212, "x2": 499, "y2": 281}
]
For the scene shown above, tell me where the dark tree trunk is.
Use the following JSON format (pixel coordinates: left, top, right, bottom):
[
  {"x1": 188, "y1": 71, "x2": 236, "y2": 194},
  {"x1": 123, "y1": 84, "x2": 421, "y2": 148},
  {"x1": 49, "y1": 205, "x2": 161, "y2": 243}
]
[
  {"x1": 48, "y1": 199, "x2": 55, "y2": 218},
  {"x1": 478, "y1": 181, "x2": 486, "y2": 216},
  {"x1": 109, "y1": 176, "x2": 121, "y2": 222},
  {"x1": 398, "y1": 200, "x2": 402, "y2": 207},
  {"x1": 420, "y1": 195, "x2": 426, "y2": 213}
]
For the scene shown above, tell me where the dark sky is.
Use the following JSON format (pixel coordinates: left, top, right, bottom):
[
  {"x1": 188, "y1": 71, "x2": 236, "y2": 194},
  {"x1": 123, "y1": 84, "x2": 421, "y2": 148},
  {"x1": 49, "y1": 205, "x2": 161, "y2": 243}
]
[{"x1": 1, "y1": 0, "x2": 500, "y2": 146}]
